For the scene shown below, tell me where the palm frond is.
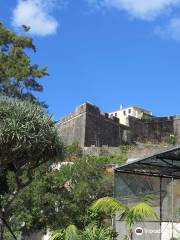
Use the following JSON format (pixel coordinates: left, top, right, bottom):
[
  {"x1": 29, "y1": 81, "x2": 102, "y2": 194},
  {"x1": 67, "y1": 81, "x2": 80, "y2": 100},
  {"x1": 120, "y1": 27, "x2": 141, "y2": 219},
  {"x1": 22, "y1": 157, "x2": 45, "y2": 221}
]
[
  {"x1": 50, "y1": 230, "x2": 64, "y2": 240},
  {"x1": 82, "y1": 224, "x2": 112, "y2": 240},
  {"x1": 65, "y1": 224, "x2": 79, "y2": 240},
  {"x1": 118, "y1": 195, "x2": 158, "y2": 231},
  {"x1": 90, "y1": 197, "x2": 125, "y2": 216},
  {"x1": 141, "y1": 194, "x2": 154, "y2": 204},
  {"x1": 124, "y1": 201, "x2": 158, "y2": 227}
]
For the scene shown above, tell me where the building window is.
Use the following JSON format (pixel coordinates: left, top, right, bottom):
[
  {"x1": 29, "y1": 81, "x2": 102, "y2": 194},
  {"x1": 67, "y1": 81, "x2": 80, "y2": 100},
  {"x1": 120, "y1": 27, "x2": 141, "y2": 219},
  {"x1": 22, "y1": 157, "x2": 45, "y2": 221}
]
[
  {"x1": 115, "y1": 113, "x2": 117, "y2": 117},
  {"x1": 128, "y1": 109, "x2": 131, "y2": 114},
  {"x1": 123, "y1": 110, "x2": 126, "y2": 116}
]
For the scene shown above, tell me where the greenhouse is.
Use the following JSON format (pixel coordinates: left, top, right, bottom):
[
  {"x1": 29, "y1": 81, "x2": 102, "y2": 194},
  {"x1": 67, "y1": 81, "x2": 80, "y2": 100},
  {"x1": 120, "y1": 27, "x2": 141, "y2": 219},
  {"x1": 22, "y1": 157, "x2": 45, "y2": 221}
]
[{"x1": 114, "y1": 146, "x2": 180, "y2": 240}]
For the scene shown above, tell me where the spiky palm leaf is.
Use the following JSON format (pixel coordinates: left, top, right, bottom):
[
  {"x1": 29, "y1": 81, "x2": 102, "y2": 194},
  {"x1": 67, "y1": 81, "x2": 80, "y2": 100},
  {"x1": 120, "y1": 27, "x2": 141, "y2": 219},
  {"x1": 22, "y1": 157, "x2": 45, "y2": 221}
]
[
  {"x1": 121, "y1": 195, "x2": 157, "y2": 222},
  {"x1": 0, "y1": 98, "x2": 63, "y2": 169},
  {"x1": 91, "y1": 195, "x2": 158, "y2": 240},
  {"x1": 50, "y1": 225, "x2": 79, "y2": 240},
  {"x1": 65, "y1": 225, "x2": 79, "y2": 240},
  {"x1": 121, "y1": 201, "x2": 158, "y2": 230},
  {"x1": 82, "y1": 224, "x2": 112, "y2": 240},
  {"x1": 50, "y1": 230, "x2": 64, "y2": 240},
  {"x1": 90, "y1": 197, "x2": 125, "y2": 216}
]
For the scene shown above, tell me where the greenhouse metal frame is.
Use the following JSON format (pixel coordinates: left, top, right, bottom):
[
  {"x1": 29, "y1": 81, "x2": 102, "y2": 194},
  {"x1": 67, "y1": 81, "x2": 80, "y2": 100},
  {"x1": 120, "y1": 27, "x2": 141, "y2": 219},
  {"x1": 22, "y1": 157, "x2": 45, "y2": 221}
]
[{"x1": 114, "y1": 146, "x2": 180, "y2": 240}]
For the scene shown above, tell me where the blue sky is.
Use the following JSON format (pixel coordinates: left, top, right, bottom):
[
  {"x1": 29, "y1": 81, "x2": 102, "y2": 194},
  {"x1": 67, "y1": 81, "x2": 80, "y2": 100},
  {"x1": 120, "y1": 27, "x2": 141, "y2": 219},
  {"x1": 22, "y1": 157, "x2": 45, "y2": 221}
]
[{"x1": 1, "y1": 0, "x2": 180, "y2": 120}]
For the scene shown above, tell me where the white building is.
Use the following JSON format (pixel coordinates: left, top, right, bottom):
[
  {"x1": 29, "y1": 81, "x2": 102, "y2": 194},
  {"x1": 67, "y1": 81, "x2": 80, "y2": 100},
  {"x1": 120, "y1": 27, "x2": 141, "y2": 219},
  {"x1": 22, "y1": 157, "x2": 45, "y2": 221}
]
[{"x1": 109, "y1": 105, "x2": 152, "y2": 126}]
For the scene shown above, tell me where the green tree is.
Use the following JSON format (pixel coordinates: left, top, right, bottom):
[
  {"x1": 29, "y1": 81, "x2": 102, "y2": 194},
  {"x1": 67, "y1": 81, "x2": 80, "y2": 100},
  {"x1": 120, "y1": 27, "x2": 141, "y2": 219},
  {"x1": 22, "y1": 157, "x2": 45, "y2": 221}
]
[
  {"x1": 0, "y1": 98, "x2": 63, "y2": 239},
  {"x1": 91, "y1": 196, "x2": 158, "y2": 240},
  {"x1": 3, "y1": 140, "x2": 127, "y2": 238},
  {"x1": 5, "y1": 155, "x2": 115, "y2": 238},
  {"x1": 0, "y1": 22, "x2": 48, "y2": 106}
]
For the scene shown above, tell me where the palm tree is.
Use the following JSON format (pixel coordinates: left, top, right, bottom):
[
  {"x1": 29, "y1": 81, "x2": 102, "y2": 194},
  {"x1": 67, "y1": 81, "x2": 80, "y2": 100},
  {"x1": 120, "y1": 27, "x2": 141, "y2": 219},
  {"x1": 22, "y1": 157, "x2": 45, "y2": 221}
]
[
  {"x1": 82, "y1": 224, "x2": 113, "y2": 240},
  {"x1": 49, "y1": 224, "x2": 113, "y2": 240},
  {"x1": 91, "y1": 195, "x2": 158, "y2": 240},
  {"x1": 50, "y1": 196, "x2": 158, "y2": 240},
  {"x1": 50, "y1": 225, "x2": 79, "y2": 240}
]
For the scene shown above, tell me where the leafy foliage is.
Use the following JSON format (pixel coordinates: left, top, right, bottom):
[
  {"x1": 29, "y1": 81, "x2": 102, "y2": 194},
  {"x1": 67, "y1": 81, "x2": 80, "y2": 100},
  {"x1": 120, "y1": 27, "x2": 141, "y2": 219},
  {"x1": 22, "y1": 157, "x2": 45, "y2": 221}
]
[
  {"x1": 4, "y1": 155, "x2": 114, "y2": 236},
  {"x1": 0, "y1": 98, "x2": 63, "y2": 239},
  {"x1": 82, "y1": 224, "x2": 113, "y2": 240},
  {"x1": 0, "y1": 22, "x2": 48, "y2": 106},
  {"x1": 50, "y1": 225, "x2": 79, "y2": 240},
  {"x1": 91, "y1": 195, "x2": 158, "y2": 239},
  {"x1": 0, "y1": 98, "x2": 63, "y2": 169},
  {"x1": 50, "y1": 230, "x2": 64, "y2": 240},
  {"x1": 65, "y1": 225, "x2": 79, "y2": 240},
  {"x1": 121, "y1": 195, "x2": 158, "y2": 233},
  {"x1": 2, "y1": 138, "x2": 128, "y2": 238},
  {"x1": 167, "y1": 134, "x2": 177, "y2": 145},
  {"x1": 65, "y1": 142, "x2": 83, "y2": 161},
  {"x1": 50, "y1": 224, "x2": 113, "y2": 240},
  {"x1": 91, "y1": 197, "x2": 125, "y2": 216}
]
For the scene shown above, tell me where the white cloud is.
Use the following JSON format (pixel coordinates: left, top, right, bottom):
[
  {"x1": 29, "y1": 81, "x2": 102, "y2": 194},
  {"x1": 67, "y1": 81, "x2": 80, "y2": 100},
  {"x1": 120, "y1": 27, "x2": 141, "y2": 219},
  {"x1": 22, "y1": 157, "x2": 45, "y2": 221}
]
[
  {"x1": 87, "y1": 0, "x2": 180, "y2": 41},
  {"x1": 155, "y1": 17, "x2": 180, "y2": 41},
  {"x1": 12, "y1": 0, "x2": 59, "y2": 36},
  {"x1": 88, "y1": 0, "x2": 180, "y2": 20}
]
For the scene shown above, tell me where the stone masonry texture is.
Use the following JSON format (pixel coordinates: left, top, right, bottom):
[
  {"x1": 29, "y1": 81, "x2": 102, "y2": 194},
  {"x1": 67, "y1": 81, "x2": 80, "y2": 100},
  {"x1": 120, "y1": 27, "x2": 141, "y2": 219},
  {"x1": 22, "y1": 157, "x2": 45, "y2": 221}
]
[
  {"x1": 56, "y1": 102, "x2": 130, "y2": 147},
  {"x1": 128, "y1": 116, "x2": 174, "y2": 143},
  {"x1": 56, "y1": 103, "x2": 180, "y2": 147}
]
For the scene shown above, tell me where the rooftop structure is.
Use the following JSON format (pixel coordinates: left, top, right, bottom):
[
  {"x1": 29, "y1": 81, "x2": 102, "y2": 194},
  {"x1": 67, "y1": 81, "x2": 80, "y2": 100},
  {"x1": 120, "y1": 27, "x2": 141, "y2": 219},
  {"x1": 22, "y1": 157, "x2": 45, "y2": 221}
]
[{"x1": 109, "y1": 105, "x2": 152, "y2": 126}]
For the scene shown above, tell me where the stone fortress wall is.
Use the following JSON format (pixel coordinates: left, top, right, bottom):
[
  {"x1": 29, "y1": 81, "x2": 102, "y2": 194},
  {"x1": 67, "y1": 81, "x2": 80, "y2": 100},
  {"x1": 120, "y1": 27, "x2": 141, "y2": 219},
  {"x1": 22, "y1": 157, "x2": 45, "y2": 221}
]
[
  {"x1": 56, "y1": 102, "x2": 130, "y2": 147},
  {"x1": 56, "y1": 103, "x2": 87, "y2": 146},
  {"x1": 129, "y1": 116, "x2": 174, "y2": 143},
  {"x1": 56, "y1": 102, "x2": 180, "y2": 147}
]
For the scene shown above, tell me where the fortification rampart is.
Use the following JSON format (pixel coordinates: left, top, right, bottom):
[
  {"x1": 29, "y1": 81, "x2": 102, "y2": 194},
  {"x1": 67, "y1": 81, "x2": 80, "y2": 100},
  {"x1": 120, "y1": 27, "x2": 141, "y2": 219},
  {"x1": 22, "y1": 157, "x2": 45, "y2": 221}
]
[
  {"x1": 60, "y1": 103, "x2": 120, "y2": 124},
  {"x1": 84, "y1": 105, "x2": 130, "y2": 146},
  {"x1": 57, "y1": 103, "x2": 180, "y2": 147},
  {"x1": 57, "y1": 102, "x2": 131, "y2": 147},
  {"x1": 128, "y1": 115, "x2": 180, "y2": 143},
  {"x1": 56, "y1": 104, "x2": 86, "y2": 146}
]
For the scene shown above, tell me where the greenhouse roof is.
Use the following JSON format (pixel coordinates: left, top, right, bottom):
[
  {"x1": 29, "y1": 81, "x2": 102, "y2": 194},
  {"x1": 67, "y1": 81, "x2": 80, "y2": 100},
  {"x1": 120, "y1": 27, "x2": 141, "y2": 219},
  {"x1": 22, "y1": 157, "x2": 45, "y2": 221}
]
[{"x1": 115, "y1": 146, "x2": 180, "y2": 178}]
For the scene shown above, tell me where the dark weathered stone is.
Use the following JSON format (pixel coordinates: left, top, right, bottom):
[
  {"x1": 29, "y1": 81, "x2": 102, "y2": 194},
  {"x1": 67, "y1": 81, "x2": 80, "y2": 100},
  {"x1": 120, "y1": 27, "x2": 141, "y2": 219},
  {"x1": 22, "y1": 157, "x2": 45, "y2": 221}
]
[
  {"x1": 57, "y1": 102, "x2": 180, "y2": 147},
  {"x1": 128, "y1": 116, "x2": 176, "y2": 143},
  {"x1": 56, "y1": 103, "x2": 130, "y2": 147},
  {"x1": 56, "y1": 104, "x2": 86, "y2": 146}
]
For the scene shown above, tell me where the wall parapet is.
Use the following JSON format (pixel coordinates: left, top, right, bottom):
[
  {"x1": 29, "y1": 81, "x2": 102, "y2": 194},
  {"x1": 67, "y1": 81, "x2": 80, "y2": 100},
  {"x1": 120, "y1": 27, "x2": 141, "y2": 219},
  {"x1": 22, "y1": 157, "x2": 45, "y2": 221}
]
[
  {"x1": 57, "y1": 103, "x2": 180, "y2": 147},
  {"x1": 58, "y1": 102, "x2": 122, "y2": 125}
]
